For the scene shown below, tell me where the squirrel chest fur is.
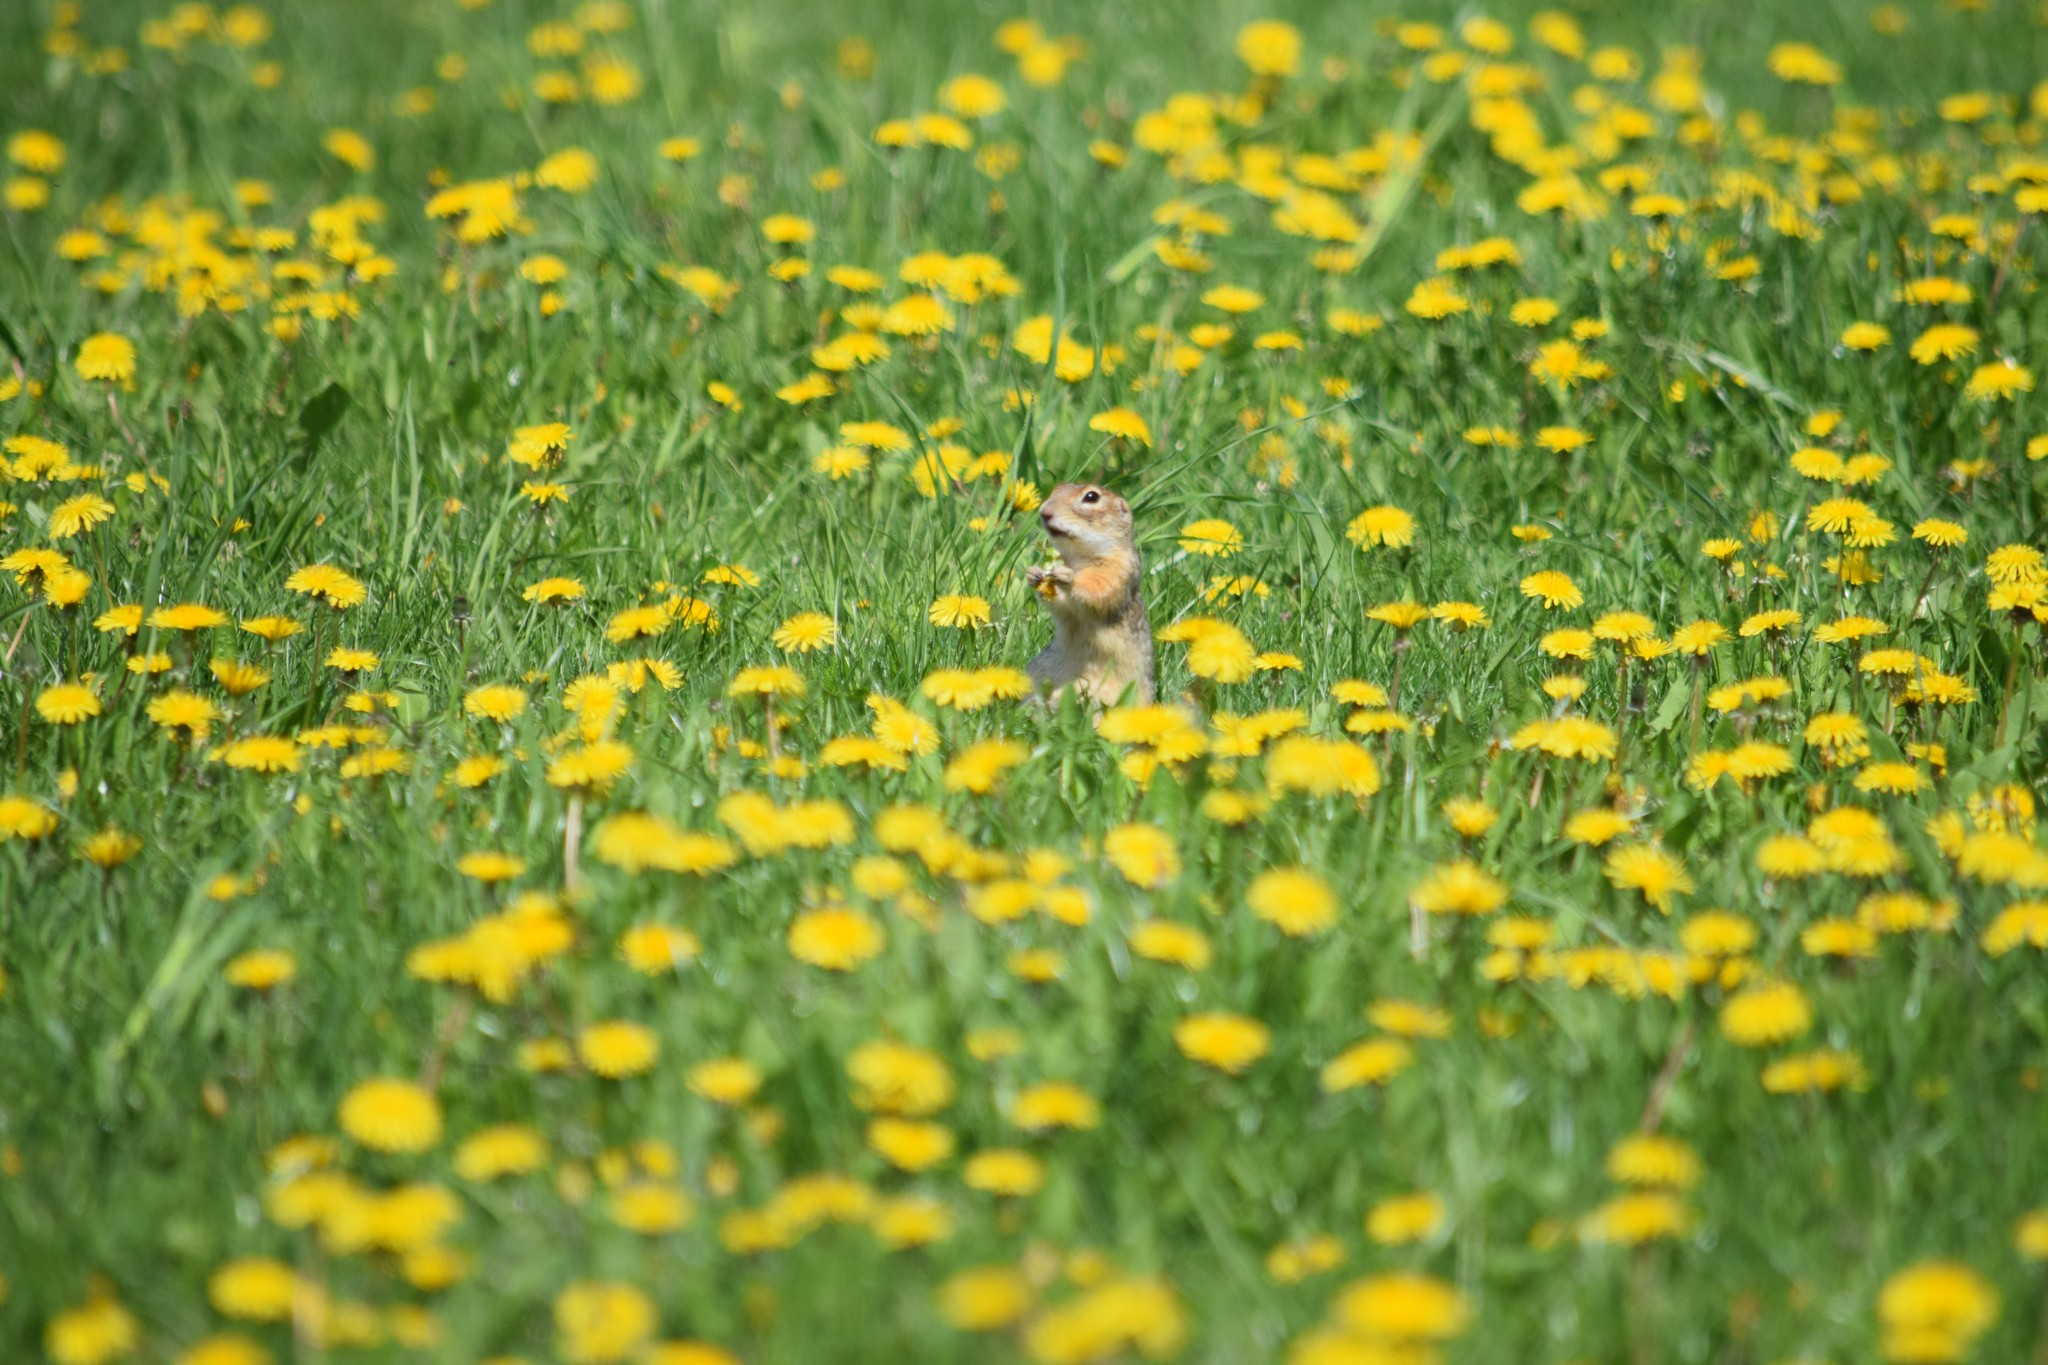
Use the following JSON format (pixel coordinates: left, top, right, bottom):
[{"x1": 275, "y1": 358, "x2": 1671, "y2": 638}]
[{"x1": 1026, "y1": 482, "x2": 1155, "y2": 706}]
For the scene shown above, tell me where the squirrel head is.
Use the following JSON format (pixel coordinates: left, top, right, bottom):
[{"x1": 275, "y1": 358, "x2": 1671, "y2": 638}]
[{"x1": 1040, "y1": 482, "x2": 1134, "y2": 564}]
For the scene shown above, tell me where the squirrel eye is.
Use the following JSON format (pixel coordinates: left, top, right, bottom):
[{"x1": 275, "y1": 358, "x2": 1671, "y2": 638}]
[{"x1": 1081, "y1": 489, "x2": 1100, "y2": 504}]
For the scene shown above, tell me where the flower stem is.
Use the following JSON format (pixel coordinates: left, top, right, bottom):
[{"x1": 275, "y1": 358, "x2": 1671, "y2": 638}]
[
  {"x1": 306, "y1": 612, "x2": 326, "y2": 725},
  {"x1": 1687, "y1": 657, "x2": 1705, "y2": 751},
  {"x1": 1996, "y1": 628, "x2": 2023, "y2": 747},
  {"x1": 563, "y1": 794, "x2": 584, "y2": 893},
  {"x1": 1639, "y1": 1018, "x2": 1697, "y2": 1132},
  {"x1": 3, "y1": 609, "x2": 29, "y2": 668},
  {"x1": 420, "y1": 995, "x2": 472, "y2": 1093},
  {"x1": 1614, "y1": 652, "x2": 1631, "y2": 774}
]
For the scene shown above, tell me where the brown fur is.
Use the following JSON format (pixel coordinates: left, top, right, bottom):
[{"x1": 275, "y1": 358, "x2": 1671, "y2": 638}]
[{"x1": 1026, "y1": 482, "x2": 1155, "y2": 705}]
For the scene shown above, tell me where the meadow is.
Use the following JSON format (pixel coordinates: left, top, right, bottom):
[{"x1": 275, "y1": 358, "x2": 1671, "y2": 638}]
[{"x1": 3, "y1": 0, "x2": 2048, "y2": 1361}]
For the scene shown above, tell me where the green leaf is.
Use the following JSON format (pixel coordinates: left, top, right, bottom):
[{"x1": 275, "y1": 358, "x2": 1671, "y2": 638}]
[
  {"x1": 391, "y1": 686, "x2": 434, "y2": 726},
  {"x1": 1104, "y1": 233, "x2": 1164, "y2": 285},
  {"x1": 1649, "y1": 674, "x2": 1690, "y2": 733},
  {"x1": 1955, "y1": 743, "x2": 2019, "y2": 796},
  {"x1": 296, "y1": 381, "x2": 352, "y2": 448}
]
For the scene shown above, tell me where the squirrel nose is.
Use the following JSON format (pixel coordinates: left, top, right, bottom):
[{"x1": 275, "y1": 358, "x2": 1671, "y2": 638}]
[{"x1": 1039, "y1": 507, "x2": 1054, "y2": 525}]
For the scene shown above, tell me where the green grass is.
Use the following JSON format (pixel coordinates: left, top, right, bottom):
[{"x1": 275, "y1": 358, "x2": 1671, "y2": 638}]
[{"x1": 3, "y1": 0, "x2": 2048, "y2": 1361}]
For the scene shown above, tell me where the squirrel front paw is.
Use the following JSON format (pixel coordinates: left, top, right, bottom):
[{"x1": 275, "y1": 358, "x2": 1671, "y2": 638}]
[{"x1": 1026, "y1": 563, "x2": 1072, "y2": 592}]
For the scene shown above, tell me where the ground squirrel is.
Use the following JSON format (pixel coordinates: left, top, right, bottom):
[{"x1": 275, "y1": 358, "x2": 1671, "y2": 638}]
[{"x1": 1026, "y1": 482, "x2": 1155, "y2": 705}]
